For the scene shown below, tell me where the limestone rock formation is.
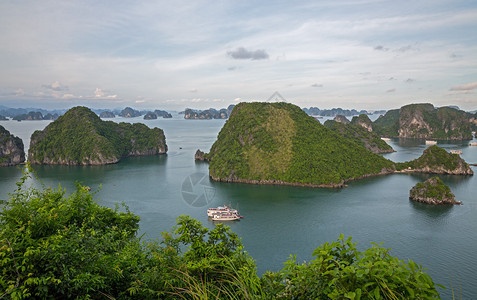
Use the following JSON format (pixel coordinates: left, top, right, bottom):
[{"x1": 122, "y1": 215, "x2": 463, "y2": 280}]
[
  {"x1": 333, "y1": 115, "x2": 350, "y2": 124},
  {"x1": 0, "y1": 125, "x2": 25, "y2": 166},
  {"x1": 400, "y1": 145, "x2": 473, "y2": 175},
  {"x1": 409, "y1": 176, "x2": 461, "y2": 205},
  {"x1": 28, "y1": 106, "x2": 167, "y2": 165},
  {"x1": 374, "y1": 103, "x2": 472, "y2": 140}
]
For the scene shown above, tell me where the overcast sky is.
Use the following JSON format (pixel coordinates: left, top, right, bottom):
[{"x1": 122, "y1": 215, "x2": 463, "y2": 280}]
[{"x1": 1, "y1": 0, "x2": 476, "y2": 111}]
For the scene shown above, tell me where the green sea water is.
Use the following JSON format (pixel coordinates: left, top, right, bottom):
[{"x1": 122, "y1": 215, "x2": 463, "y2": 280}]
[{"x1": 1, "y1": 116, "x2": 476, "y2": 298}]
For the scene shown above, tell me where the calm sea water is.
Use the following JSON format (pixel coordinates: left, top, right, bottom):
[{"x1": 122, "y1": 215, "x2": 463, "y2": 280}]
[{"x1": 1, "y1": 116, "x2": 476, "y2": 298}]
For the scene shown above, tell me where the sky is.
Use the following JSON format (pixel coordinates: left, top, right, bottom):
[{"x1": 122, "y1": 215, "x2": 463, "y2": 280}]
[{"x1": 0, "y1": 0, "x2": 476, "y2": 111}]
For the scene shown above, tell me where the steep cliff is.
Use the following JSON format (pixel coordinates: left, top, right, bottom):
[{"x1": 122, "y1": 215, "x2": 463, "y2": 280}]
[
  {"x1": 206, "y1": 102, "x2": 395, "y2": 187},
  {"x1": 28, "y1": 106, "x2": 167, "y2": 165},
  {"x1": 410, "y1": 176, "x2": 460, "y2": 205},
  {"x1": 374, "y1": 104, "x2": 472, "y2": 140},
  {"x1": 0, "y1": 125, "x2": 25, "y2": 166}
]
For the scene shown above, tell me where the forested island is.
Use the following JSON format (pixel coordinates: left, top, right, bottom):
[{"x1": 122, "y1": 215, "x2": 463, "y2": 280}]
[
  {"x1": 410, "y1": 176, "x2": 460, "y2": 205},
  {"x1": 373, "y1": 103, "x2": 472, "y2": 140},
  {"x1": 200, "y1": 102, "x2": 473, "y2": 187},
  {"x1": 28, "y1": 106, "x2": 167, "y2": 165}
]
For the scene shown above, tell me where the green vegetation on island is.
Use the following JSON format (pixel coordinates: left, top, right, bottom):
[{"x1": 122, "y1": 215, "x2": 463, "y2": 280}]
[
  {"x1": 324, "y1": 119, "x2": 394, "y2": 154},
  {"x1": 373, "y1": 104, "x2": 472, "y2": 140},
  {"x1": 397, "y1": 145, "x2": 473, "y2": 175},
  {"x1": 410, "y1": 176, "x2": 460, "y2": 205},
  {"x1": 0, "y1": 168, "x2": 441, "y2": 299},
  {"x1": 28, "y1": 106, "x2": 167, "y2": 165},
  {"x1": 206, "y1": 102, "x2": 395, "y2": 187},
  {"x1": 0, "y1": 125, "x2": 25, "y2": 166}
]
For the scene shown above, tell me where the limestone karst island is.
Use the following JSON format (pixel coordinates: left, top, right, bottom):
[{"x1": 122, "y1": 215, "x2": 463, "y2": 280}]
[
  {"x1": 28, "y1": 106, "x2": 167, "y2": 165},
  {"x1": 198, "y1": 102, "x2": 473, "y2": 187}
]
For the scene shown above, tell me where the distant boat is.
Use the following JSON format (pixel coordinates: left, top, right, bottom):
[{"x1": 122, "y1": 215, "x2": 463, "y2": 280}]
[
  {"x1": 425, "y1": 140, "x2": 437, "y2": 145},
  {"x1": 381, "y1": 137, "x2": 391, "y2": 141},
  {"x1": 470, "y1": 142, "x2": 477, "y2": 146}
]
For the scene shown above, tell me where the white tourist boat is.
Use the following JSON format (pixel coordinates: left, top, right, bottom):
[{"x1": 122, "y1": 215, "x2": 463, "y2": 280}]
[
  {"x1": 425, "y1": 140, "x2": 437, "y2": 145},
  {"x1": 470, "y1": 142, "x2": 477, "y2": 146},
  {"x1": 207, "y1": 205, "x2": 243, "y2": 220},
  {"x1": 207, "y1": 205, "x2": 238, "y2": 217}
]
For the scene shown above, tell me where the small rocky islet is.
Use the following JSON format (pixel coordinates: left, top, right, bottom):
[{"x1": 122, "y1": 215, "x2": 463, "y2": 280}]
[{"x1": 410, "y1": 176, "x2": 461, "y2": 205}]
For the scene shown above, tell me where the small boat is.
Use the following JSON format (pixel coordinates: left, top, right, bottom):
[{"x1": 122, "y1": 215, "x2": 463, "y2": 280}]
[
  {"x1": 211, "y1": 212, "x2": 242, "y2": 221},
  {"x1": 425, "y1": 140, "x2": 437, "y2": 145},
  {"x1": 381, "y1": 137, "x2": 391, "y2": 141},
  {"x1": 208, "y1": 205, "x2": 243, "y2": 220},
  {"x1": 470, "y1": 142, "x2": 477, "y2": 146}
]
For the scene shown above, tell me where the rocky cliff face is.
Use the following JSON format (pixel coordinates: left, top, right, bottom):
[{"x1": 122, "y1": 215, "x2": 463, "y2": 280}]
[
  {"x1": 333, "y1": 115, "x2": 350, "y2": 124},
  {"x1": 409, "y1": 177, "x2": 461, "y2": 205},
  {"x1": 397, "y1": 104, "x2": 472, "y2": 140},
  {"x1": 0, "y1": 125, "x2": 25, "y2": 166},
  {"x1": 351, "y1": 114, "x2": 373, "y2": 132}
]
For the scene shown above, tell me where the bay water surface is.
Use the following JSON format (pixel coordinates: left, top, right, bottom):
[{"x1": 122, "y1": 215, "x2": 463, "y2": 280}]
[{"x1": 1, "y1": 116, "x2": 476, "y2": 298}]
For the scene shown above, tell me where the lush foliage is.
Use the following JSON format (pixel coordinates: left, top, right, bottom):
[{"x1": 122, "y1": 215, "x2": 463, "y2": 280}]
[
  {"x1": 207, "y1": 102, "x2": 395, "y2": 185},
  {"x1": 373, "y1": 104, "x2": 472, "y2": 140},
  {"x1": 0, "y1": 168, "x2": 442, "y2": 299},
  {"x1": 324, "y1": 120, "x2": 393, "y2": 154},
  {"x1": 410, "y1": 177, "x2": 454, "y2": 200},
  {"x1": 373, "y1": 109, "x2": 400, "y2": 137},
  {"x1": 396, "y1": 145, "x2": 469, "y2": 172},
  {"x1": 262, "y1": 234, "x2": 441, "y2": 299},
  {"x1": 28, "y1": 106, "x2": 167, "y2": 165}
]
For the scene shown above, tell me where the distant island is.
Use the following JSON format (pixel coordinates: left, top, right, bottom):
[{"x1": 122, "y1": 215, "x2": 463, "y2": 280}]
[
  {"x1": 183, "y1": 105, "x2": 235, "y2": 119},
  {"x1": 28, "y1": 106, "x2": 167, "y2": 165},
  {"x1": 144, "y1": 110, "x2": 172, "y2": 119},
  {"x1": 12, "y1": 111, "x2": 59, "y2": 121},
  {"x1": 410, "y1": 176, "x2": 461, "y2": 205},
  {"x1": 302, "y1": 107, "x2": 369, "y2": 117},
  {"x1": 374, "y1": 103, "x2": 472, "y2": 140},
  {"x1": 199, "y1": 102, "x2": 473, "y2": 188},
  {"x1": 0, "y1": 125, "x2": 25, "y2": 166}
]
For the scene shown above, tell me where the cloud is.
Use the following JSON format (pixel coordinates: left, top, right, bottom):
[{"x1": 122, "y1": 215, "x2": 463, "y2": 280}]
[
  {"x1": 374, "y1": 45, "x2": 389, "y2": 51},
  {"x1": 311, "y1": 83, "x2": 323, "y2": 87},
  {"x1": 386, "y1": 88, "x2": 396, "y2": 93},
  {"x1": 227, "y1": 47, "x2": 269, "y2": 60},
  {"x1": 227, "y1": 66, "x2": 237, "y2": 71},
  {"x1": 94, "y1": 88, "x2": 117, "y2": 98},
  {"x1": 450, "y1": 82, "x2": 477, "y2": 91},
  {"x1": 188, "y1": 88, "x2": 198, "y2": 93},
  {"x1": 42, "y1": 81, "x2": 68, "y2": 91},
  {"x1": 14, "y1": 88, "x2": 24, "y2": 96},
  {"x1": 405, "y1": 78, "x2": 415, "y2": 83}
]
